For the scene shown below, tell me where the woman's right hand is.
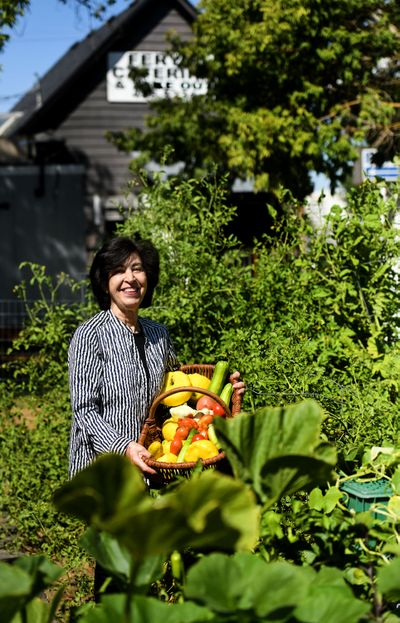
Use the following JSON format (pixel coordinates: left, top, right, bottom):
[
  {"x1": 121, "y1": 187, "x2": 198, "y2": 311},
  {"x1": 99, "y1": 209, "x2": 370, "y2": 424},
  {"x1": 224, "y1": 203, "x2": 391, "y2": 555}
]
[{"x1": 125, "y1": 441, "x2": 157, "y2": 475}]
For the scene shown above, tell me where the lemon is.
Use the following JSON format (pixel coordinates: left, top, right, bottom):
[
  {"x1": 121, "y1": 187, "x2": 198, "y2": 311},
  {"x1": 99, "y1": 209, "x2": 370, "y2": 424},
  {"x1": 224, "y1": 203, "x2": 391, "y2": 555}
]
[
  {"x1": 161, "y1": 420, "x2": 179, "y2": 441},
  {"x1": 162, "y1": 440, "x2": 172, "y2": 454},
  {"x1": 188, "y1": 373, "x2": 211, "y2": 401},
  {"x1": 157, "y1": 452, "x2": 178, "y2": 463},
  {"x1": 160, "y1": 371, "x2": 192, "y2": 407},
  {"x1": 184, "y1": 440, "x2": 219, "y2": 462},
  {"x1": 147, "y1": 440, "x2": 163, "y2": 459}
]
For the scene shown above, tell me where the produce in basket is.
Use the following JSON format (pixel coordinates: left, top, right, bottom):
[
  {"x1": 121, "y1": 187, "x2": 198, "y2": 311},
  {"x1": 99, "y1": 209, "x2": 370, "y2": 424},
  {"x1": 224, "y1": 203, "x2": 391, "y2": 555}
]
[
  {"x1": 147, "y1": 440, "x2": 163, "y2": 459},
  {"x1": 159, "y1": 360, "x2": 232, "y2": 410},
  {"x1": 188, "y1": 372, "x2": 210, "y2": 400},
  {"x1": 140, "y1": 361, "x2": 241, "y2": 475},
  {"x1": 160, "y1": 370, "x2": 193, "y2": 406},
  {"x1": 207, "y1": 360, "x2": 230, "y2": 396},
  {"x1": 153, "y1": 406, "x2": 222, "y2": 463},
  {"x1": 184, "y1": 440, "x2": 219, "y2": 462},
  {"x1": 161, "y1": 419, "x2": 180, "y2": 441},
  {"x1": 157, "y1": 453, "x2": 178, "y2": 463}
]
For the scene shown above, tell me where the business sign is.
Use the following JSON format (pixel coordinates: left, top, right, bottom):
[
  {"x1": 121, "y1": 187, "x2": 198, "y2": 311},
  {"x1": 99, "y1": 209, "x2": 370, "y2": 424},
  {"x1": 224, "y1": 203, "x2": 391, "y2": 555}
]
[
  {"x1": 107, "y1": 51, "x2": 207, "y2": 102},
  {"x1": 361, "y1": 148, "x2": 400, "y2": 182}
]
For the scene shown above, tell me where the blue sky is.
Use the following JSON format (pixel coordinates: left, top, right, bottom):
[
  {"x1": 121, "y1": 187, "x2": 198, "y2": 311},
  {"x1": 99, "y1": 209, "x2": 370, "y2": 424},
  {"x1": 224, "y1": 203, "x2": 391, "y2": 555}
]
[{"x1": 0, "y1": 0, "x2": 132, "y2": 112}]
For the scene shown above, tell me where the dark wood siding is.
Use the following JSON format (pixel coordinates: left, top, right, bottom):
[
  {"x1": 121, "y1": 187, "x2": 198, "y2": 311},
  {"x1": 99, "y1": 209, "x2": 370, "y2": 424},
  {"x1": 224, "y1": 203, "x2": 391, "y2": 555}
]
[{"x1": 53, "y1": 3, "x2": 194, "y2": 196}]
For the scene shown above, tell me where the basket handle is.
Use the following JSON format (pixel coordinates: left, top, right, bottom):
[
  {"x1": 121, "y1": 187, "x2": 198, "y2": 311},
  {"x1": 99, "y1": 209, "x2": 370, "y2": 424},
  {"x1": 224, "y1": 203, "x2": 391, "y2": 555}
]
[{"x1": 149, "y1": 386, "x2": 232, "y2": 420}]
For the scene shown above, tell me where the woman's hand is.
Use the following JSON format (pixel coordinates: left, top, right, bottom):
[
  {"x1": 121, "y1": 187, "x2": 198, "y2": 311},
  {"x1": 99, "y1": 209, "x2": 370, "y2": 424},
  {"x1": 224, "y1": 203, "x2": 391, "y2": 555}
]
[
  {"x1": 230, "y1": 370, "x2": 246, "y2": 395},
  {"x1": 125, "y1": 441, "x2": 157, "y2": 475}
]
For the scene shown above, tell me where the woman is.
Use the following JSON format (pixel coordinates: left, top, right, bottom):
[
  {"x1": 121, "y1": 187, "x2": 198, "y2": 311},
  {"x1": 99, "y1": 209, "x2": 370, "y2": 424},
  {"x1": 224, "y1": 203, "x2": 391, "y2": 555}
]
[{"x1": 68, "y1": 236, "x2": 244, "y2": 478}]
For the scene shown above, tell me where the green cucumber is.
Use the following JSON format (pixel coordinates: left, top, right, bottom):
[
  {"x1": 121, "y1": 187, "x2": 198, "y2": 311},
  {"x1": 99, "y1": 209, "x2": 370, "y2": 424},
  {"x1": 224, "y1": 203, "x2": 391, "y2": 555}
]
[
  {"x1": 220, "y1": 382, "x2": 233, "y2": 407},
  {"x1": 208, "y1": 360, "x2": 229, "y2": 396},
  {"x1": 176, "y1": 428, "x2": 196, "y2": 462}
]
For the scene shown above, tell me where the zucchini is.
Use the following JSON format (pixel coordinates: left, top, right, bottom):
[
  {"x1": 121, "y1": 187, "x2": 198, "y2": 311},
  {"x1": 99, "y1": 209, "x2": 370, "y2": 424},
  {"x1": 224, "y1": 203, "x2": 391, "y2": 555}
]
[
  {"x1": 176, "y1": 428, "x2": 196, "y2": 462},
  {"x1": 220, "y1": 382, "x2": 233, "y2": 407},
  {"x1": 208, "y1": 360, "x2": 229, "y2": 396}
]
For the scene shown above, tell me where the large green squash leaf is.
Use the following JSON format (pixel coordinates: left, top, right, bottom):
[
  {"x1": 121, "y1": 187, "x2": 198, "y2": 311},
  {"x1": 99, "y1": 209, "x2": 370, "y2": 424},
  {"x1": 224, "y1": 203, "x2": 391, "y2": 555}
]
[
  {"x1": 376, "y1": 557, "x2": 400, "y2": 601},
  {"x1": 76, "y1": 594, "x2": 216, "y2": 623},
  {"x1": 185, "y1": 552, "x2": 313, "y2": 619},
  {"x1": 293, "y1": 566, "x2": 371, "y2": 623},
  {"x1": 158, "y1": 469, "x2": 260, "y2": 552},
  {"x1": 184, "y1": 554, "x2": 370, "y2": 623},
  {"x1": 52, "y1": 454, "x2": 150, "y2": 525},
  {"x1": 0, "y1": 556, "x2": 64, "y2": 623},
  {"x1": 0, "y1": 562, "x2": 33, "y2": 623},
  {"x1": 54, "y1": 455, "x2": 260, "y2": 559},
  {"x1": 79, "y1": 529, "x2": 165, "y2": 590},
  {"x1": 214, "y1": 399, "x2": 337, "y2": 506},
  {"x1": 11, "y1": 597, "x2": 52, "y2": 623}
]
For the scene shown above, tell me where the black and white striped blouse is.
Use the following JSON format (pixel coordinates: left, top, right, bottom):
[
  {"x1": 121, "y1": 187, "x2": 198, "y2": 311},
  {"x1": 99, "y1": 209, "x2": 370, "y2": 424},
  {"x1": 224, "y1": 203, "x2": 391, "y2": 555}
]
[{"x1": 68, "y1": 309, "x2": 179, "y2": 477}]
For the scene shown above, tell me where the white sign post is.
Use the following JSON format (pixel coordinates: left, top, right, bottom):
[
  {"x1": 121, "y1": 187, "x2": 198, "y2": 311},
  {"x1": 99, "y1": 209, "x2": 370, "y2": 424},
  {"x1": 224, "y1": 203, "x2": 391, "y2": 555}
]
[
  {"x1": 361, "y1": 148, "x2": 400, "y2": 182},
  {"x1": 107, "y1": 51, "x2": 207, "y2": 102}
]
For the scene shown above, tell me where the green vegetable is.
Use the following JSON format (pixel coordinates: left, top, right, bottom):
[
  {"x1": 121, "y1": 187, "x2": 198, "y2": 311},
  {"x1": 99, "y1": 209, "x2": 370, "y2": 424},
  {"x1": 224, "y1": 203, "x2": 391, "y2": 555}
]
[
  {"x1": 220, "y1": 382, "x2": 233, "y2": 407},
  {"x1": 170, "y1": 549, "x2": 183, "y2": 581},
  {"x1": 208, "y1": 423, "x2": 220, "y2": 449},
  {"x1": 176, "y1": 428, "x2": 196, "y2": 462},
  {"x1": 208, "y1": 360, "x2": 229, "y2": 396}
]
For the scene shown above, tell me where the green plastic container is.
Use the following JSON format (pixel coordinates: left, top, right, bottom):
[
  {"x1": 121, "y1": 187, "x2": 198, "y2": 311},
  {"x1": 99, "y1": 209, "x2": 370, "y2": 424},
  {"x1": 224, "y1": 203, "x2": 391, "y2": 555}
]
[{"x1": 340, "y1": 478, "x2": 392, "y2": 519}]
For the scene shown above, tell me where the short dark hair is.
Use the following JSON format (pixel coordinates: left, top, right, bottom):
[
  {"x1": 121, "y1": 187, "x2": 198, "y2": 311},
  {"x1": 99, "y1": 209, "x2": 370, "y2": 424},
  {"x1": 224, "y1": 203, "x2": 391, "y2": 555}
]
[{"x1": 89, "y1": 237, "x2": 160, "y2": 310}]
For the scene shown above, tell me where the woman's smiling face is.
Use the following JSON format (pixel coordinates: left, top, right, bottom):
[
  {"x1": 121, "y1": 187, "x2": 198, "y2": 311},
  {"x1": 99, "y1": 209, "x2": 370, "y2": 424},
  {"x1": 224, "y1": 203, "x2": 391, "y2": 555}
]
[{"x1": 108, "y1": 252, "x2": 148, "y2": 316}]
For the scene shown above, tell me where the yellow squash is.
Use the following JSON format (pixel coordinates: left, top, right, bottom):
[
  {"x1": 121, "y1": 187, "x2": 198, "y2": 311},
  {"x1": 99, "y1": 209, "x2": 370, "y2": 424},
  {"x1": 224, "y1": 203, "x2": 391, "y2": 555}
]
[{"x1": 184, "y1": 440, "x2": 219, "y2": 463}]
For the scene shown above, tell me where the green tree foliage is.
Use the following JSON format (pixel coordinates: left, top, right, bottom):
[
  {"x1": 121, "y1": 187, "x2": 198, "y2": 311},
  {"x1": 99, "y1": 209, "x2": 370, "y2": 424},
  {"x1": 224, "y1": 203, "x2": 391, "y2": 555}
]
[
  {"x1": 109, "y1": 0, "x2": 400, "y2": 199},
  {"x1": 0, "y1": 1, "x2": 30, "y2": 52}
]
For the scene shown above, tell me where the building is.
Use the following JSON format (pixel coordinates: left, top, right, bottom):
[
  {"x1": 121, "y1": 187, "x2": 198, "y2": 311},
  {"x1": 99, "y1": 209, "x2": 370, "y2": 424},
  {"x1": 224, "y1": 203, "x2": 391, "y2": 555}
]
[{"x1": 0, "y1": 0, "x2": 198, "y2": 348}]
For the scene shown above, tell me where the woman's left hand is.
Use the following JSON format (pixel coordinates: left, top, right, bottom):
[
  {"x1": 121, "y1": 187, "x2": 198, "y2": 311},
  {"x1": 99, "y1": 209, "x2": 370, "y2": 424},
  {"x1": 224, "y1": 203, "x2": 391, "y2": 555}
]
[
  {"x1": 125, "y1": 441, "x2": 157, "y2": 475},
  {"x1": 230, "y1": 370, "x2": 246, "y2": 395}
]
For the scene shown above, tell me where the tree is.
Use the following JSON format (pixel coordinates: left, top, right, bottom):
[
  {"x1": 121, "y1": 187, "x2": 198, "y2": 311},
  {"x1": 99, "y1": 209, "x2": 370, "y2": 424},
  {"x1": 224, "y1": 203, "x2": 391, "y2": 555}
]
[
  {"x1": 0, "y1": 1, "x2": 30, "y2": 53},
  {"x1": 109, "y1": 0, "x2": 400, "y2": 200}
]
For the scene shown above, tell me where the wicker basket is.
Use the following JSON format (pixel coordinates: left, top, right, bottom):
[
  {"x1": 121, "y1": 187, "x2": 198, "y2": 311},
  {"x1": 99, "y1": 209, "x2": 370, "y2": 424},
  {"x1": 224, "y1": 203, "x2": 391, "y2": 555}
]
[{"x1": 139, "y1": 363, "x2": 242, "y2": 483}]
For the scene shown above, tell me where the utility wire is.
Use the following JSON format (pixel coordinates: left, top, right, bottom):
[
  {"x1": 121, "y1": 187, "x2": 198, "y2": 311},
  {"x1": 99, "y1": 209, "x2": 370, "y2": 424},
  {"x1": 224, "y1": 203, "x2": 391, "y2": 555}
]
[{"x1": 0, "y1": 93, "x2": 25, "y2": 101}]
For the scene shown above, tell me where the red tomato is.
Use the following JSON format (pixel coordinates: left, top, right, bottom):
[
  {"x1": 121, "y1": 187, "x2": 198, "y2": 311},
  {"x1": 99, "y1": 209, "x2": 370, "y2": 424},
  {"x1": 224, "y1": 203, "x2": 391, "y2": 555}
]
[
  {"x1": 199, "y1": 414, "x2": 214, "y2": 428},
  {"x1": 170, "y1": 438, "x2": 182, "y2": 455},
  {"x1": 180, "y1": 418, "x2": 198, "y2": 430},
  {"x1": 175, "y1": 426, "x2": 189, "y2": 440},
  {"x1": 192, "y1": 433, "x2": 206, "y2": 443},
  {"x1": 196, "y1": 396, "x2": 217, "y2": 411},
  {"x1": 212, "y1": 403, "x2": 225, "y2": 416},
  {"x1": 198, "y1": 429, "x2": 208, "y2": 440}
]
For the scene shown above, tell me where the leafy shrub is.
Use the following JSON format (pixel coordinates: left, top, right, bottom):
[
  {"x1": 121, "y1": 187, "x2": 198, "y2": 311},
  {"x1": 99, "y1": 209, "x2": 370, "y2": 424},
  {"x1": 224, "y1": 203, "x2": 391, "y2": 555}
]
[
  {"x1": 0, "y1": 387, "x2": 92, "y2": 614},
  {"x1": 4, "y1": 174, "x2": 400, "y2": 449},
  {"x1": 117, "y1": 173, "x2": 400, "y2": 450},
  {"x1": 2, "y1": 263, "x2": 96, "y2": 393}
]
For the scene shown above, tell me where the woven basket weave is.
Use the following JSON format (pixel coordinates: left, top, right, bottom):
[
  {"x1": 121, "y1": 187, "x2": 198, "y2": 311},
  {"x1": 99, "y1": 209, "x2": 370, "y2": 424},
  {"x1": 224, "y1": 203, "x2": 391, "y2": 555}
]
[{"x1": 139, "y1": 364, "x2": 242, "y2": 483}]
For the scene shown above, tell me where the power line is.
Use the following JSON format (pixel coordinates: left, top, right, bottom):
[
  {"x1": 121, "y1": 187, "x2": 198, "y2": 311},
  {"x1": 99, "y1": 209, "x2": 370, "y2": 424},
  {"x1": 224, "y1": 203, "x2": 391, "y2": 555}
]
[
  {"x1": 7, "y1": 36, "x2": 82, "y2": 42},
  {"x1": 0, "y1": 93, "x2": 25, "y2": 101}
]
